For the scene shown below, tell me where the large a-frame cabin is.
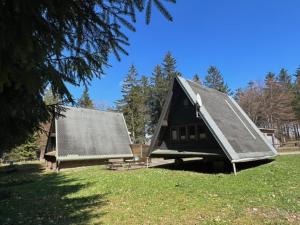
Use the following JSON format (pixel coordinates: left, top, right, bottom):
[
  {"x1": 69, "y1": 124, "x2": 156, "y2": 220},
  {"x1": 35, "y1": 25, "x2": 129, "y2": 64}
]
[{"x1": 149, "y1": 76, "x2": 277, "y2": 174}]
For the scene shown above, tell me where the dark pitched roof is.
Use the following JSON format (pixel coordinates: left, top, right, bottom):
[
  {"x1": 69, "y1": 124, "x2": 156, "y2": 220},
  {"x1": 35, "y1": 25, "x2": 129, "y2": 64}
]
[
  {"x1": 56, "y1": 107, "x2": 133, "y2": 161},
  {"x1": 150, "y1": 76, "x2": 277, "y2": 163}
]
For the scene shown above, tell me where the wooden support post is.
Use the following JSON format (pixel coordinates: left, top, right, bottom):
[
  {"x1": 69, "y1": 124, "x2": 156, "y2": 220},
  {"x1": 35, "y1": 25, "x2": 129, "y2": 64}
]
[
  {"x1": 232, "y1": 162, "x2": 237, "y2": 175},
  {"x1": 146, "y1": 157, "x2": 149, "y2": 168},
  {"x1": 56, "y1": 160, "x2": 60, "y2": 172}
]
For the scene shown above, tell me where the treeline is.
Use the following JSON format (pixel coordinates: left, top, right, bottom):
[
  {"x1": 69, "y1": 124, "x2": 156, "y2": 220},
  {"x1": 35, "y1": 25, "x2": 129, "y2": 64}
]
[
  {"x1": 235, "y1": 68, "x2": 300, "y2": 141},
  {"x1": 115, "y1": 52, "x2": 231, "y2": 143},
  {"x1": 49, "y1": 51, "x2": 300, "y2": 144},
  {"x1": 115, "y1": 52, "x2": 180, "y2": 143},
  {"x1": 116, "y1": 52, "x2": 300, "y2": 144}
]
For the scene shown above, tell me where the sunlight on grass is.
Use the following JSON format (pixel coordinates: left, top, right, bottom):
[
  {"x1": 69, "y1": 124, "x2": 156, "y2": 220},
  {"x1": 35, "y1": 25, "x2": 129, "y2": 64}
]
[{"x1": 0, "y1": 156, "x2": 299, "y2": 225}]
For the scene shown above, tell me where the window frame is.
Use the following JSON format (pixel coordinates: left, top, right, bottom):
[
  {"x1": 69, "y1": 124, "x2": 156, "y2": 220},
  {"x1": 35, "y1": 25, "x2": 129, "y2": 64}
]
[
  {"x1": 188, "y1": 125, "x2": 196, "y2": 141},
  {"x1": 179, "y1": 126, "x2": 187, "y2": 141},
  {"x1": 197, "y1": 124, "x2": 208, "y2": 140},
  {"x1": 170, "y1": 127, "x2": 178, "y2": 142}
]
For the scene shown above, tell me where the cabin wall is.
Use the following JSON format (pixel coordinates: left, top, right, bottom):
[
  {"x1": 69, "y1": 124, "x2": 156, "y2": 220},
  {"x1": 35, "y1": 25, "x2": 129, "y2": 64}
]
[
  {"x1": 157, "y1": 80, "x2": 223, "y2": 155},
  {"x1": 58, "y1": 159, "x2": 107, "y2": 169}
]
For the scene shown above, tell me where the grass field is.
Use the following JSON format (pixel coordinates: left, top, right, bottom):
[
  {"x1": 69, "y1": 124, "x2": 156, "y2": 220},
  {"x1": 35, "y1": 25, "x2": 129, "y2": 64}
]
[{"x1": 0, "y1": 156, "x2": 299, "y2": 225}]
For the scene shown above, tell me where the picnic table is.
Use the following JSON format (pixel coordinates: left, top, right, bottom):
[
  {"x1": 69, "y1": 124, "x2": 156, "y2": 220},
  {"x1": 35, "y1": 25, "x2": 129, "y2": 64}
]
[{"x1": 107, "y1": 157, "x2": 151, "y2": 170}]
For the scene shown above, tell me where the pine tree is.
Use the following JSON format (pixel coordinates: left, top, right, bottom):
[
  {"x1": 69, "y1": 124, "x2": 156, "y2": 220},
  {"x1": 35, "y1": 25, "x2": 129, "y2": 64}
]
[
  {"x1": 115, "y1": 65, "x2": 148, "y2": 143},
  {"x1": 148, "y1": 65, "x2": 167, "y2": 134},
  {"x1": 277, "y1": 68, "x2": 292, "y2": 89},
  {"x1": 148, "y1": 52, "x2": 182, "y2": 135},
  {"x1": 162, "y1": 52, "x2": 178, "y2": 81},
  {"x1": 3, "y1": 135, "x2": 38, "y2": 161},
  {"x1": 192, "y1": 74, "x2": 202, "y2": 84},
  {"x1": 137, "y1": 75, "x2": 151, "y2": 143},
  {"x1": 204, "y1": 66, "x2": 230, "y2": 94},
  {"x1": 78, "y1": 88, "x2": 94, "y2": 109},
  {"x1": 0, "y1": 0, "x2": 175, "y2": 154}
]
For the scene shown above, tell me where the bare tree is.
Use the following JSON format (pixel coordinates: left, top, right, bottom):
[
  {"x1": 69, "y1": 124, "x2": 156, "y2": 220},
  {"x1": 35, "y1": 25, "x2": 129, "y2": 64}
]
[{"x1": 237, "y1": 81, "x2": 264, "y2": 125}]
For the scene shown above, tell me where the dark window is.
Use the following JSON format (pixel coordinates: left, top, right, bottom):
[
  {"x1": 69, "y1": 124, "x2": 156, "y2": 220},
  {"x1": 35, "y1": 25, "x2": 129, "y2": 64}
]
[
  {"x1": 199, "y1": 132, "x2": 207, "y2": 139},
  {"x1": 171, "y1": 128, "x2": 178, "y2": 141},
  {"x1": 197, "y1": 125, "x2": 207, "y2": 140},
  {"x1": 188, "y1": 125, "x2": 196, "y2": 140},
  {"x1": 180, "y1": 127, "x2": 187, "y2": 141}
]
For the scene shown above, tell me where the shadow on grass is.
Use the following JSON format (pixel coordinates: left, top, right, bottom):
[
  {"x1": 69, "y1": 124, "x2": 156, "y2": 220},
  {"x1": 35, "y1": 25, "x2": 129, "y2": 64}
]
[
  {"x1": 0, "y1": 163, "x2": 107, "y2": 225},
  {"x1": 150, "y1": 158, "x2": 274, "y2": 174}
]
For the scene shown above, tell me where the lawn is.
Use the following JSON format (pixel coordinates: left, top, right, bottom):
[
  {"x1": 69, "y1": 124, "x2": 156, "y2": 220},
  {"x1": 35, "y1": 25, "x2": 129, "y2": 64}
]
[{"x1": 0, "y1": 156, "x2": 299, "y2": 225}]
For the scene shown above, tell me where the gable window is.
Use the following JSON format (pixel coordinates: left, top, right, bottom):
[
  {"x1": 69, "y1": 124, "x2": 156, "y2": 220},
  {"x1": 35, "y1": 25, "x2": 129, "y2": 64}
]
[
  {"x1": 180, "y1": 127, "x2": 186, "y2": 141},
  {"x1": 188, "y1": 125, "x2": 196, "y2": 140},
  {"x1": 198, "y1": 125, "x2": 207, "y2": 140},
  {"x1": 171, "y1": 128, "x2": 178, "y2": 141},
  {"x1": 199, "y1": 133, "x2": 207, "y2": 139}
]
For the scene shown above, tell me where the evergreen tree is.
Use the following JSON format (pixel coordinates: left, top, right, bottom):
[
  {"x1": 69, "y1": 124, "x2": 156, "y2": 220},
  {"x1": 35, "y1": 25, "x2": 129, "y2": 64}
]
[
  {"x1": 137, "y1": 75, "x2": 151, "y2": 143},
  {"x1": 277, "y1": 68, "x2": 292, "y2": 89},
  {"x1": 192, "y1": 74, "x2": 202, "y2": 84},
  {"x1": 162, "y1": 52, "x2": 178, "y2": 81},
  {"x1": 148, "y1": 52, "x2": 182, "y2": 135},
  {"x1": 0, "y1": 0, "x2": 175, "y2": 154},
  {"x1": 148, "y1": 65, "x2": 167, "y2": 134},
  {"x1": 3, "y1": 135, "x2": 38, "y2": 161},
  {"x1": 78, "y1": 88, "x2": 94, "y2": 109},
  {"x1": 204, "y1": 66, "x2": 230, "y2": 93},
  {"x1": 116, "y1": 65, "x2": 148, "y2": 143},
  {"x1": 265, "y1": 72, "x2": 275, "y2": 83}
]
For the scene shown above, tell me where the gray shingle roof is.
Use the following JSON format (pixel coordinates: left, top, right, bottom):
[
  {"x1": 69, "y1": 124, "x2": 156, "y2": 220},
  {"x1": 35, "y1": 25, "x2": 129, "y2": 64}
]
[{"x1": 56, "y1": 107, "x2": 133, "y2": 161}]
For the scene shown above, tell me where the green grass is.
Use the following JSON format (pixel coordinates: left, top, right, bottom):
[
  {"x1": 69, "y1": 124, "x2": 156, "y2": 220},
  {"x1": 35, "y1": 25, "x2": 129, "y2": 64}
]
[{"x1": 0, "y1": 156, "x2": 299, "y2": 225}]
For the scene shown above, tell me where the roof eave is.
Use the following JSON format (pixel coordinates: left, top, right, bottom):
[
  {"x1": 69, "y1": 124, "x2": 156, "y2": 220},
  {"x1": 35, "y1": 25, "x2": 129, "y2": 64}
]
[
  {"x1": 57, "y1": 154, "x2": 133, "y2": 161},
  {"x1": 231, "y1": 154, "x2": 278, "y2": 163}
]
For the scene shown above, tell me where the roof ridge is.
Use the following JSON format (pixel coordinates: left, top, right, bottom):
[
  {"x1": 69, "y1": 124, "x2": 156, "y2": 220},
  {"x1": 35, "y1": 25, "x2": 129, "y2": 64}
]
[
  {"x1": 186, "y1": 78, "x2": 228, "y2": 96},
  {"x1": 63, "y1": 106, "x2": 121, "y2": 114}
]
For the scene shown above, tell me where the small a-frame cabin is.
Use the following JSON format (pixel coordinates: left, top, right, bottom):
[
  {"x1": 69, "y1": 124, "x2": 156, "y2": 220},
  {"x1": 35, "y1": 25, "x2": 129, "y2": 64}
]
[
  {"x1": 149, "y1": 76, "x2": 278, "y2": 174},
  {"x1": 43, "y1": 106, "x2": 133, "y2": 169}
]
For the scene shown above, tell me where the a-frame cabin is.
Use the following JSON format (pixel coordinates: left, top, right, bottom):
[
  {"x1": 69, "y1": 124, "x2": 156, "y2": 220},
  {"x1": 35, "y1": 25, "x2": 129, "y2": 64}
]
[
  {"x1": 149, "y1": 76, "x2": 277, "y2": 174},
  {"x1": 43, "y1": 106, "x2": 133, "y2": 169}
]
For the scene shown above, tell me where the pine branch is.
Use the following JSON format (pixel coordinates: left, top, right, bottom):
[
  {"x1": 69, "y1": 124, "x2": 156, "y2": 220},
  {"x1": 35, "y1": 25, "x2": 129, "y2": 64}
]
[
  {"x1": 153, "y1": 0, "x2": 173, "y2": 22},
  {"x1": 146, "y1": 0, "x2": 152, "y2": 24}
]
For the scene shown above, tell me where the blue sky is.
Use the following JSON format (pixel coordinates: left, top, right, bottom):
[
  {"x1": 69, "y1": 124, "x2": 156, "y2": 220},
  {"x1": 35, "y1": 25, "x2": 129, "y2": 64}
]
[{"x1": 68, "y1": 0, "x2": 300, "y2": 107}]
